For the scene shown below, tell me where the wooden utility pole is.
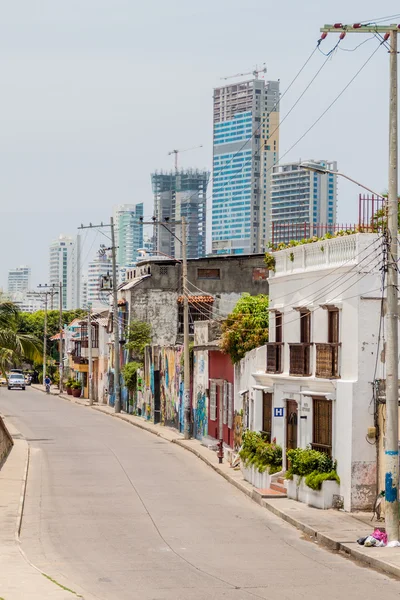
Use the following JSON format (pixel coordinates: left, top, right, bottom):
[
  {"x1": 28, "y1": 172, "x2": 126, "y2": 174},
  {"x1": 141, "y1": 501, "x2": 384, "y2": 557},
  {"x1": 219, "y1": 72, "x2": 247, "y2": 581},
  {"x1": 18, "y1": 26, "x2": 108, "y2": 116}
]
[
  {"x1": 320, "y1": 22, "x2": 399, "y2": 541},
  {"x1": 78, "y1": 220, "x2": 121, "y2": 413},
  {"x1": 59, "y1": 282, "x2": 64, "y2": 393},
  {"x1": 88, "y1": 303, "x2": 93, "y2": 405},
  {"x1": 181, "y1": 216, "x2": 190, "y2": 439}
]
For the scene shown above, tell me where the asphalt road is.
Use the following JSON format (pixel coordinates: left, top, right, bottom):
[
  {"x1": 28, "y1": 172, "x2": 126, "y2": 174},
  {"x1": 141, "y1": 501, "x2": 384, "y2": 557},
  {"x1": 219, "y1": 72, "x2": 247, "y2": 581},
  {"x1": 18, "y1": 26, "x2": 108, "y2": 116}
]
[{"x1": 0, "y1": 387, "x2": 399, "y2": 600}]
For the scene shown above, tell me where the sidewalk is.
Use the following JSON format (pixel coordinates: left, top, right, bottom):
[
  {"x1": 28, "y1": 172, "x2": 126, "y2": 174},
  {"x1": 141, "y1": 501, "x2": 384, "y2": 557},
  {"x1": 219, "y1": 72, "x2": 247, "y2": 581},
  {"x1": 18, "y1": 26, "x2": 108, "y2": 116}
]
[
  {"x1": 33, "y1": 385, "x2": 400, "y2": 579},
  {"x1": 0, "y1": 419, "x2": 88, "y2": 599}
]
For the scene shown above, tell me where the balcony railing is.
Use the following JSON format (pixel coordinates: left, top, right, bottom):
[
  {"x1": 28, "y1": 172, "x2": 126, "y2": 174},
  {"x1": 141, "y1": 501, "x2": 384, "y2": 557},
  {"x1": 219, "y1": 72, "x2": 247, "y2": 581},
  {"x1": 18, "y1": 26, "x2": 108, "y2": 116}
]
[
  {"x1": 315, "y1": 343, "x2": 340, "y2": 378},
  {"x1": 289, "y1": 343, "x2": 311, "y2": 376},
  {"x1": 266, "y1": 343, "x2": 283, "y2": 374},
  {"x1": 72, "y1": 355, "x2": 88, "y2": 365}
]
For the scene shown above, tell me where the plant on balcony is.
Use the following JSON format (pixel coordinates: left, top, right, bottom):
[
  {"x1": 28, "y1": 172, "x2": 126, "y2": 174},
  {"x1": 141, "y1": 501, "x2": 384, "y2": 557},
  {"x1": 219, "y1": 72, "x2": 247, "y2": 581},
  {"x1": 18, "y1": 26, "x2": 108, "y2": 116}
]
[
  {"x1": 239, "y1": 430, "x2": 282, "y2": 474},
  {"x1": 264, "y1": 253, "x2": 276, "y2": 271},
  {"x1": 267, "y1": 229, "x2": 360, "y2": 253},
  {"x1": 221, "y1": 294, "x2": 269, "y2": 364},
  {"x1": 286, "y1": 447, "x2": 339, "y2": 490}
]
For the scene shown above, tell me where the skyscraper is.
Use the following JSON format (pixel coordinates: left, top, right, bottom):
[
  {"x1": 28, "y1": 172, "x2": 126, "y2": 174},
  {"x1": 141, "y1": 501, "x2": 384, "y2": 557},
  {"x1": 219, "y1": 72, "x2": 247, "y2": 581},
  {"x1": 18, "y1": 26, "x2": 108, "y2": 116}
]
[
  {"x1": 151, "y1": 169, "x2": 209, "y2": 259},
  {"x1": 49, "y1": 234, "x2": 81, "y2": 310},
  {"x1": 113, "y1": 204, "x2": 144, "y2": 268},
  {"x1": 7, "y1": 265, "x2": 31, "y2": 297},
  {"x1": 212, "y1": 77, "x2": 280, "y2": 255},
  {"x1": 87, "y1": 246, "x2": 112, "y2": 308},
  {"x1": 270, "y1": 160, "x2": 338, "y2": 243}
]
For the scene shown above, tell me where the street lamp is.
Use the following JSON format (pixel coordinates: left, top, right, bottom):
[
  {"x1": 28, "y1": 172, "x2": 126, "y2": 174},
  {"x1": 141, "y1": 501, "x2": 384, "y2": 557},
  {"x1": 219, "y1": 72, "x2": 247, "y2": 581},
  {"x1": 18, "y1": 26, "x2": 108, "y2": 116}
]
[{"x1": 300, "y1": 161, "x2": 383, "y2": 199}]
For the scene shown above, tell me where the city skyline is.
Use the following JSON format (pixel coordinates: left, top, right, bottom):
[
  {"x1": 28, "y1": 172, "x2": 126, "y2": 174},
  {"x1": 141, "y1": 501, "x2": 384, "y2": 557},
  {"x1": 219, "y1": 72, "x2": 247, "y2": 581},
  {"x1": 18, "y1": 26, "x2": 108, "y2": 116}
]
[{"x1": 0, "y1": 1, "x2": 394, "y2": 288}]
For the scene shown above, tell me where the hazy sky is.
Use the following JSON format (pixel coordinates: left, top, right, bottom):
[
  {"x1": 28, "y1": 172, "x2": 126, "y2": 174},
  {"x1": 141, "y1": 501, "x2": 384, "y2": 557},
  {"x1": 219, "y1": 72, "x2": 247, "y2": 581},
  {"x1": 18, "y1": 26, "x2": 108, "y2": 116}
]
[{"x1": 0, "y1": 1, "x2": 398, "y2": 288}]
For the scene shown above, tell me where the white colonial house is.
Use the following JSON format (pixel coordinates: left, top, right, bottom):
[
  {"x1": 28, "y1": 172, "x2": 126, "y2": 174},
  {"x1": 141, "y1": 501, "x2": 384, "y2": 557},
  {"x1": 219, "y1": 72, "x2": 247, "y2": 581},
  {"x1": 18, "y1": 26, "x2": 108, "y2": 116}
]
[{"x1": 236, "y1": 233, "x2": 386, "y2": 512}]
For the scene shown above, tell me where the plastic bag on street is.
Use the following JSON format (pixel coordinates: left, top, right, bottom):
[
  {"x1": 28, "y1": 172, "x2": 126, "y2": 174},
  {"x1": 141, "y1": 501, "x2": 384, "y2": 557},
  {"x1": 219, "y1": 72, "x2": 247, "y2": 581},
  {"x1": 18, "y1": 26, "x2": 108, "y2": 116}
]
[
  {"x1": 372, "y1": 529, "x2": 388, "y2": 545},
  {"x1": 357, "y1": 536, "x2": 368, "y2": 546},
  {"x1": 387, "y1": 540, "x2": 400, "y2": 547},
  {"x1": 364, "y1": 535, "x2": 378, "y2": 547}
]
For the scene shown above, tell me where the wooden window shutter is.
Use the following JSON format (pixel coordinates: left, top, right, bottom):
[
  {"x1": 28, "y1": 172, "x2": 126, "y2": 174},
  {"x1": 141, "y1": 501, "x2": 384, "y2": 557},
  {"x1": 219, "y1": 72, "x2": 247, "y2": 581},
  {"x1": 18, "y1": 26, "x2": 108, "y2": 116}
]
[
  {"x1": 210, "y1": 381, "x2": 217, "y2": 421},
  {"x1": 228, "y1": 383, "x2": 233, "y2": 429},
  {"x1": 313, "y1": 398, "x2": 332, "y2": 453},
  {"x1": 262, "y1": 392, "x2": 272, "y2": 441},
  {"x1": 223, "y1": 381, "x2": 228, "y2": 425}
]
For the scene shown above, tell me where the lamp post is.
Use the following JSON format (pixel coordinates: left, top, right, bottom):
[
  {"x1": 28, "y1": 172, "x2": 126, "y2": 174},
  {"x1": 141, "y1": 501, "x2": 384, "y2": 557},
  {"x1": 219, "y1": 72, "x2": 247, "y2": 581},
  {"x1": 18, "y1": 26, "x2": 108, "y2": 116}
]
[{"x1": 300, "y1": 161, "x2": 383, "y2": 199}]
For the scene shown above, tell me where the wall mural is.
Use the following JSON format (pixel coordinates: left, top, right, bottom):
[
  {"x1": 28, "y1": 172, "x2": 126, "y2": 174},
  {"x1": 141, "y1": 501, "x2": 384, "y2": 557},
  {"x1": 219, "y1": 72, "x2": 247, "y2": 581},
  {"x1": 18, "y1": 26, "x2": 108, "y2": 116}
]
[
  {"x1": 144, "y1": 346, "x2": 184, "y2": 430},
  {"x1": 194, "y1": 390, "x2": 208, "y2": 440}
]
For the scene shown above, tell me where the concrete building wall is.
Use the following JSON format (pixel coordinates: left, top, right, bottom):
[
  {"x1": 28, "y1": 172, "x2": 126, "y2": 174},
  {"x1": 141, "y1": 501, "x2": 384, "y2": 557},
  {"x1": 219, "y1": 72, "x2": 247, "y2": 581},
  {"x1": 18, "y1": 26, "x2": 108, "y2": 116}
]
[{"x1": 238, "y1": 233, "x2": 384, "y2": 511}]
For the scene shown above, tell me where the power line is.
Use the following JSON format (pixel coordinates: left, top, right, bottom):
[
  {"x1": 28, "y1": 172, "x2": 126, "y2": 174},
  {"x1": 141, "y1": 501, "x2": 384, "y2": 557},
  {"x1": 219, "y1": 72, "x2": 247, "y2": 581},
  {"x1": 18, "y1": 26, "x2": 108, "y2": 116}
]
[{"x1": 184, "y1": 235, "x2": 383, "y2": 318}]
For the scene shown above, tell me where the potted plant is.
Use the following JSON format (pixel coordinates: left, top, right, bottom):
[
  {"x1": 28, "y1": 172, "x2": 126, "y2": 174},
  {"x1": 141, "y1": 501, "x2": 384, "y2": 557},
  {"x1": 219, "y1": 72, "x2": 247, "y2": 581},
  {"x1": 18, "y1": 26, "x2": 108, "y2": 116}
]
[
  {"x1": 239, "y1": 430, "x2": 282, "y2": 489},
  {"x1": 65, "y1": 378, "x2": 74, "y2": 396},
  {"x1": 285, "y1": 447, "x2": 340, "y2": 509},
  {"x1": 71, "y1": 381, "x2": 82, "y2": 398}
]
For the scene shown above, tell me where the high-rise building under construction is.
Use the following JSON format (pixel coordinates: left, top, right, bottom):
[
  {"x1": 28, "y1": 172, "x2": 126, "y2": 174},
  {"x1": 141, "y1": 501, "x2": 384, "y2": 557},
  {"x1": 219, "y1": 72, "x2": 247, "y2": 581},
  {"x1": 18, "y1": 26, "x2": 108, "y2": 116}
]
[
  {"x1": 212, "y1": 77, "x2": 280, "y2": 255},
  {"x1": 151, "y1": 169, "x2": 209, "y2": 259}
]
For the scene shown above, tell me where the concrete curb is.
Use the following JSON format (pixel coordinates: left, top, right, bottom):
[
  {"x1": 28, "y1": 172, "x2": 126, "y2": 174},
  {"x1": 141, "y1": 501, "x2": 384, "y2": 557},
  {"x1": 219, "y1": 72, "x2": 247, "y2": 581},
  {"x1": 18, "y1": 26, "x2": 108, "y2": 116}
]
[
  {"x1": 33, "y1": 390, "x2": 400, "y2": 579},
  {"x1": 16, "y1": 441, "x2": 30, "y2": 540}
]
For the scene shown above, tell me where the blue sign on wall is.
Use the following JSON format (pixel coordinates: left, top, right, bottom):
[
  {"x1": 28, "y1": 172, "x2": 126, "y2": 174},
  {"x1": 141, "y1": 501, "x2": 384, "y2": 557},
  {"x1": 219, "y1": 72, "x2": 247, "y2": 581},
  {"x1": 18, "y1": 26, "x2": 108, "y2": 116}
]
[{"x1": 274, "y1": 407, "x2": 284, "y2": 417}]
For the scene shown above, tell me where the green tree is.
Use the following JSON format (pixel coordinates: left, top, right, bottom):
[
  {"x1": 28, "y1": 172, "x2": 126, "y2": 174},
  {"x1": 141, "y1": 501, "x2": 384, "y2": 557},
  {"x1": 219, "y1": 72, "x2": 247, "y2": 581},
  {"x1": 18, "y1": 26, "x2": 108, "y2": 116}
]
[
  {"x1": 0, "y1": 301, "x2": 42, "y2": 373},
  {"x1": 17, "y1": 309, "x2": 86, "y2": 341},
  {"x1": 125, "y1": 320, "x2": 151, "y2": 361},
  {"x1": 220, "y1": 294, "x2": 269, "y2": 364},
  {"x1": 122, "y1": 361, "x2": 142, "y2": 392}
]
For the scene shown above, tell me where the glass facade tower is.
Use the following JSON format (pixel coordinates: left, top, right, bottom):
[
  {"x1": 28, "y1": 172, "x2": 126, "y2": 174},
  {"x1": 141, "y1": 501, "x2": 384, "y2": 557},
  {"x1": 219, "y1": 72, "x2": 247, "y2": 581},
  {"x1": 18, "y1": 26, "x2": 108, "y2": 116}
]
[{"x1": 212, "y1": 78, "x2": 280, "y2": 255}]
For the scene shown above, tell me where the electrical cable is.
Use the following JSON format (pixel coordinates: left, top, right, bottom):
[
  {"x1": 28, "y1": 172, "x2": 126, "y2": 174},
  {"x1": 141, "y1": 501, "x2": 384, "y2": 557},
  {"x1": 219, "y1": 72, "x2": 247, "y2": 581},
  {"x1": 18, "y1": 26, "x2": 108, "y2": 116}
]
[
  {"x1": 361, "y1": 14, "x2": 400, "y2": 25},
  {"x1": 158, "y1": 35, "x2": 385, "y2": 244},
  {"x1": 185, "y1": 236, "x2": 383, "y2": 320},
  {"x1": 182, "y1": 235, "x2": 383, "y2": 313},
  {"x1": 267, "y1": 38, "x2": 385, "y2": 182},
  {"x1": 338, "y1": 36, "x2": 376, "y2": 52},
  {"x1": 185, "y1": 240, "x2": 384, "y2": 326}
]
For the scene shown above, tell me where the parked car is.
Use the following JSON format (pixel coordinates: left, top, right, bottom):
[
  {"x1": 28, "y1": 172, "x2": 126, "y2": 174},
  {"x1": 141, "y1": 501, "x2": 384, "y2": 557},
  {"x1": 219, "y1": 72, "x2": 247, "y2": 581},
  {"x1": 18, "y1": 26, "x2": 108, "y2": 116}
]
[
  {"x1": 0, "y1": 375, "x2": 7, "y2": 386},
  {"x1": 8, "y1": 373, "x2": 25, "y2": 390}
]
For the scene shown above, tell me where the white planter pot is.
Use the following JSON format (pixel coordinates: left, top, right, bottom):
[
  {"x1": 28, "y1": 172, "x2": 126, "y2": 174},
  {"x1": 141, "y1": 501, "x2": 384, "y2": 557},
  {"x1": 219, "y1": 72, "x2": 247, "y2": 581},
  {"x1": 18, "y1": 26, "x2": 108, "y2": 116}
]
[
  {"x1": 241, "y1": 463, "x2": 272, "y2": 489},
  {"x1": 286, "y1": 474, "x2": 340, "y2": 509}
]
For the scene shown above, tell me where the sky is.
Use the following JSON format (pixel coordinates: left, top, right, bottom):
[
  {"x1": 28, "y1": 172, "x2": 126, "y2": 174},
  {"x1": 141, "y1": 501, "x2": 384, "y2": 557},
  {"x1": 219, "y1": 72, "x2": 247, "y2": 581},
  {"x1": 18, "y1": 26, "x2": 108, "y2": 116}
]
[{"x1": 0, "y1": 1, "x2": 398, "y2": 289}]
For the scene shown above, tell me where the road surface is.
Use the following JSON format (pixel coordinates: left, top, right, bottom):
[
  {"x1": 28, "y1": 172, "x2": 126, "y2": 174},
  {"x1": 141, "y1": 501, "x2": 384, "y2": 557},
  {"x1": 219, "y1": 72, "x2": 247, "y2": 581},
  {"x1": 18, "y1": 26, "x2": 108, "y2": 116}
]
[{"x1": 0, "y1": 387, "x2": 399, "y2": 600}]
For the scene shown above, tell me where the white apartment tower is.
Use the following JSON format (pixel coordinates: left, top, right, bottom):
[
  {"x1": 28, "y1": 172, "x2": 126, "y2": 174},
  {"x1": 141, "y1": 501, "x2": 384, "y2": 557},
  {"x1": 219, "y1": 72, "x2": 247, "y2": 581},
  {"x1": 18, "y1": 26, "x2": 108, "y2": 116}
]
[
  {"x1": 87, "y1": 246, "x2": 112, "y2": 309},
  {"x1": 8, "y1": 265, "x2": 31, "y2": 297},
  {"x1": 49, "y1": 234, "x2": 81, "y2": 310}
]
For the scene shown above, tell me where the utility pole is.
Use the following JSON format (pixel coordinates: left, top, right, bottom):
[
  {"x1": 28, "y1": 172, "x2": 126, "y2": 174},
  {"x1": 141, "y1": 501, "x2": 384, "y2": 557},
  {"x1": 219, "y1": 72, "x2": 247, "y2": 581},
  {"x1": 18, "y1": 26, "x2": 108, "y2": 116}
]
[
  {"x1": 37, "y1": 284, "x2": 58, "y2": 385},
  {"x1": 110, "y1": 217, "x2": 121, "y2": 413},
  {"x1": 43, "y1": 294, "x2": 48, "y2": 385},
  {"x1": 78, "y1": 220, "x2": 121, "y2": 413},
  {"x1": 320, "y1": 22, "x2": 399, "y2": 540},
  {"x1": 140, "y1": 218, "x2": 191, "y2": 437},
  {"x1": 88, "y1": 303, "x2": 93, "y2": 406},
  {"x1": 59, "y1": 282, "x2": 63, "y2": 393},
  {"x1": 181, "y1": 217, "x2": 191, "y2": 439}
]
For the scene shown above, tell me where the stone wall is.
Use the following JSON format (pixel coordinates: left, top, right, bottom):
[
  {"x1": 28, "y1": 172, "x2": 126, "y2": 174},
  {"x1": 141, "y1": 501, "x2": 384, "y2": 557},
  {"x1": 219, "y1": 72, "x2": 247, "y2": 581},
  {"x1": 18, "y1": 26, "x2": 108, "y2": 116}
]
[{"x1": 0, "y1": 416, "x2": 13, "y2": 466}]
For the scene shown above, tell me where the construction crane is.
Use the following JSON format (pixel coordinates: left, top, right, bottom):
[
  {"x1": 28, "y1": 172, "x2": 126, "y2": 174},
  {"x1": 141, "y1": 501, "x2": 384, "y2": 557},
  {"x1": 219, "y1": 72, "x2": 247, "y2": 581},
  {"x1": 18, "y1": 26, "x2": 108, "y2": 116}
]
[
  {"x1": 221, "y1": 63, "x2": 267, "y2": 81},
  {"x1": 168, "y1": 145, "x2": 203, "y2": 172}
]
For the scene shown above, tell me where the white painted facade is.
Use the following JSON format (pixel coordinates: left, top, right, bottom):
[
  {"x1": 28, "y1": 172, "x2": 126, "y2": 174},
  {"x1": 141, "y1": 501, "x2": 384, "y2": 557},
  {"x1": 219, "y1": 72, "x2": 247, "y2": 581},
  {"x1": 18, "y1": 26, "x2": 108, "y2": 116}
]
[{"x1": 237, "y1": 233, "x2": 385, "y2": 512}]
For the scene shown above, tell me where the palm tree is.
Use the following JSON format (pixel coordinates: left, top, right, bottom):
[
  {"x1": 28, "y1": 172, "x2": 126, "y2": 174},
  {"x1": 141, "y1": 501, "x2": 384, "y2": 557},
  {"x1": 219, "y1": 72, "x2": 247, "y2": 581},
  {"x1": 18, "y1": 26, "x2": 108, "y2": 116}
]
[{"x1": 0, "y1": 300, "x2": 42, "y2": 374}]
